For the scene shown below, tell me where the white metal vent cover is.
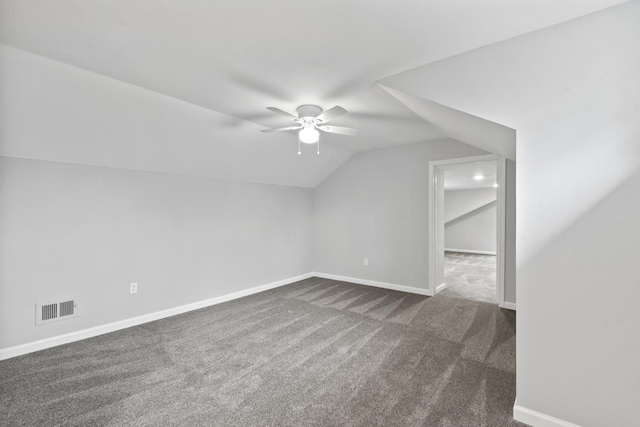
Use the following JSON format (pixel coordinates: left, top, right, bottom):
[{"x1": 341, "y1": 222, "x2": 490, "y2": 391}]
[{"x1": 36, "y1": 298, "x2": 78, "y2": 325}]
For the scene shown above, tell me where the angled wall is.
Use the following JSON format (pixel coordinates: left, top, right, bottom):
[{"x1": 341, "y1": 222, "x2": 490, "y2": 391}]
[
  {"x1": 381, "y1": 2, "x2": 640, "y2": 425},
  {"x1": 0, "y1": 44, "x2": 317, "y2": 354},
  {"x1": 379, "y1": 85, "x2": 516, "y2": 161},
  {"x1": 0, "y1": 44, "x2": 352, "y2": 188},
  {"x1": 444, "y1": 188, "x2": 497, "y2": 254}
]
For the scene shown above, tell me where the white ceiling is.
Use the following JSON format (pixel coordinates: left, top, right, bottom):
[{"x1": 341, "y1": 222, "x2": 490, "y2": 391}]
[
  {"x1": 442, "y1": 160, "x2": 497, "y2": 190},
  {"x1": 0, "y1": 0, "x2": 628, "y2": 187}
]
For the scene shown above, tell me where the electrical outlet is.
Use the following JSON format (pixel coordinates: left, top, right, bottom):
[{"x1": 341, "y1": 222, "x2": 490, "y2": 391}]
[
  {"x1": 129, "y1": 282, "x2": 138, "y2": 294},
  {"x1": 364, "y1": 258, "x2": 369, "y2": 266}
]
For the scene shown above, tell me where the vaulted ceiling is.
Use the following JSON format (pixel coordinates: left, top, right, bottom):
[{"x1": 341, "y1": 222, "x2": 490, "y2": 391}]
[{"x1": 0, "y1": 0, "x2": 628, "y2": 187}]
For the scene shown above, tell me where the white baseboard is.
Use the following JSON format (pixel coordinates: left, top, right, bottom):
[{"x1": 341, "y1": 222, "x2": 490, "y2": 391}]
[
  {"x1": 514, "y1": 401, "x2": 583, "y2": 427},
  {"x1": 0, "y1": 273, "x2": 313, "y2": 361},
  {"x1": 501, "y1": 301, "x2": 517, "y2": 311},
  {"x1": 436, "y1": 282, "x2": 447, "y2": 293},
  {"x1": 445, "y1": 248, "x2": 497, "y2": 256},
  {"x1": 312, "y1": 272, "x2": 431, "y2": 296}
]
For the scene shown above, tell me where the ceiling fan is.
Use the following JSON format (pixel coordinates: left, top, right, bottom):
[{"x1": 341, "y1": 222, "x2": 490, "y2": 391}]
[{"x1": 261, "y1": 105, "x2": 359, "y2": 155}]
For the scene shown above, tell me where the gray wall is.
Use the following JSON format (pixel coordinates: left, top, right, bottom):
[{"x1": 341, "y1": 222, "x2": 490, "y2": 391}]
[
  {"x1": 504, "y1": 159, "x2": 516, "y2": 304},
  {"x1": 0, "y1": 157, "x2": 313, "y2": 349},
  {"x1": 444, "y1": 188, "x2": 496, "y2": 253},
  {"x1": 313, "y1": 140, "x2": 487, "y2": 289},
  {"x1": 435, "y1": 168, "x2": 445, "y2": 289},
  {"x1": 409, "y1": 3, "x2": 638, "y2": 425},
  {"x1": 514, "y1": 7, "x2": 640, "y2": 423},
  {"x1": 376, "y1": 3, "x2": 639, "y2": 423}
]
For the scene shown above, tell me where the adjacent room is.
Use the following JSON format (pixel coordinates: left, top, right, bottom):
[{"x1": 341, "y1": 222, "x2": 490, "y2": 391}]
[
  {"x1": 441, "y1": 160, "x2": 499, "y2": 304},
  {"x1": 1, "y1": 1, "x2": 639, "y2": 427}
]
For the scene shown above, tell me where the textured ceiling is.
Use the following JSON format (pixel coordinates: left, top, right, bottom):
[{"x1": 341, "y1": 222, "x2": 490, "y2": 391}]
[{"x1": 0, "y1": 0, "x2": 628, "y2": 186}]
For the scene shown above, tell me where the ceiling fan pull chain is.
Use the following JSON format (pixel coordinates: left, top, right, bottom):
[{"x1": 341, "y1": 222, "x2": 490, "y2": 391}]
[
  {"x1": 298, "y1": 137, "x2": 301, "y2": 155},
  {"x1": 317, "y1": 137, "x2": 320, "y2": 155}
]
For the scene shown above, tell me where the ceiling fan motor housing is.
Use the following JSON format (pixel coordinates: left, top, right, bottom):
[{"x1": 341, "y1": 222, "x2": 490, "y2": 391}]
[{"x1": 297, "y1": 104, "x2": 322, "y2": 120}]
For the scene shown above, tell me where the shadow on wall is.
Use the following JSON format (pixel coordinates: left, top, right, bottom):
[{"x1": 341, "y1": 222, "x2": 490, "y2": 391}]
[{"x1": 518, "y1": 167, "x2": 640, "y2": 427}]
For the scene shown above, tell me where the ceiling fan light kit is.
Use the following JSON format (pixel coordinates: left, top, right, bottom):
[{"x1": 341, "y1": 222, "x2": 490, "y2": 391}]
[
  {"x1": 262, "y1": 104, "x2": 359, "y2": 155},
  {"x1": 299, "y1": 124, "x2": 320, "y2": 144}
]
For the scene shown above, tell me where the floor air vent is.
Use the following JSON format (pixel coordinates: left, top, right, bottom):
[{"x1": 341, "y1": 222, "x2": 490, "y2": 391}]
[{"x1": 36, "y1": 298, "x2": 77, "y2": 325}]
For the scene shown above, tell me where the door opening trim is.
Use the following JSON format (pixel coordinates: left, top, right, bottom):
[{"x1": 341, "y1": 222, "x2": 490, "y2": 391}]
[{"x1": 428, "y1": 154, "x2": 508, "y2": 308}]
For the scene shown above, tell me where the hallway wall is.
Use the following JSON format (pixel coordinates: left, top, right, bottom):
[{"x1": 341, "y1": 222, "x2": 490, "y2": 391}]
[{"x1": 444, "y1": 188, "x2": 496, "y2": 254}]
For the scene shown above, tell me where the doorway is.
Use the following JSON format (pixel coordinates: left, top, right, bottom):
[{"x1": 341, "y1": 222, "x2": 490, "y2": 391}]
[
  {"x1": 440, "y1": 160, "x2": 498, "y2": 303},
  {"x1": 428, "y1": 154, "x2": 510, "y2": 307}
]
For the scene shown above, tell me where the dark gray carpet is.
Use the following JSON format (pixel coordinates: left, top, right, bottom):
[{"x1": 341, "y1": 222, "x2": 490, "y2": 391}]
[
  {"x1": 442, "y1": 252, "x2": 497, "y2": 303},
  {"x1": 0, "y1": 277, "x2": 524, "y2": 426}
]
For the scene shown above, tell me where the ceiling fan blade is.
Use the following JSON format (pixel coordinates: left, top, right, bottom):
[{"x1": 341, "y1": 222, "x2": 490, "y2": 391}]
[
  {"x1": 318, "y1": 125, "x2": 359, "y2": 136},
  {"x1": 316, "y1": 105, "x2": 348, "y2": 123},
  {"x1": 266, "y1": 107, "x2": 298, "y2": 120},
  {"x1": 261, "y1": 125, "x2": 302, "y2": 133}
]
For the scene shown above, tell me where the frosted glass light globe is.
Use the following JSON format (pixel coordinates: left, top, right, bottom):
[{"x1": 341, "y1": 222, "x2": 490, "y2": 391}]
[{"x1": 299, "y1": 126, "x2": 319, "y2": 144}]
